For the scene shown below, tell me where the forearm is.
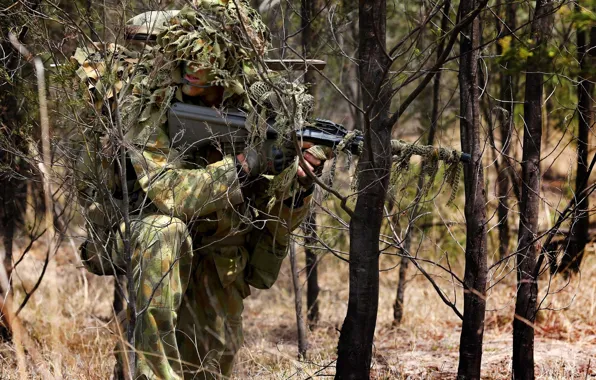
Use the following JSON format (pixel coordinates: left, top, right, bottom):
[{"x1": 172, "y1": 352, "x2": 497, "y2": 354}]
[{"x1": 131, "y1": 150, "x2": 244, "y2": 219}]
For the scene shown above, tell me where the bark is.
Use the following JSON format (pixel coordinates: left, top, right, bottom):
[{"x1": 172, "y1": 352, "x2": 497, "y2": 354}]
[
  {"x1": 303, "y1": 214, "x2": 320, "y2": 326},
  {"x1": 301, "y1": 0, "x2": 320, "y2": 327},
  {"x1": 512, "y1": 1, "x2": 552, "y2": 378},
  {"x1": 335, "y1": 1, "x2": 390, "y2": 378},
  {"x1": 393, "y1": 235, "x2": 410, "y2": 324},
  {"x1": 393, "y1": 0, "x2": 450, "y2": 325},
  {"x1": 457, "y1": 1, "x2": 488, "y2": 378},
  {"x1": 495, "y1": 3, "x2": 517, "y2": 260},
  {"x1": 289, "y1": 242, "x2": 308, "y2": 358},
  {"x1": 561, "y1": 10, "x2": 593, "y2": 275}
]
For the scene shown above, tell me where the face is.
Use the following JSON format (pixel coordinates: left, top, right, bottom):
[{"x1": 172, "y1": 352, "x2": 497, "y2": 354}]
[{"x1": 181, "y1": 62, "x2": 214, "y2": 97}]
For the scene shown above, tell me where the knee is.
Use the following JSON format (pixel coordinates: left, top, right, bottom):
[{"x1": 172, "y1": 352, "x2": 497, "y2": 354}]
[
  {"x1": 142, "y1": 215, "x2": 190, "y2": 244},
  {"x1": 158, "y1": 216, "x2": 190, "y2": 245},
  {"x1": 135, "y1": 215, "x2": 192, "y2": 260}
]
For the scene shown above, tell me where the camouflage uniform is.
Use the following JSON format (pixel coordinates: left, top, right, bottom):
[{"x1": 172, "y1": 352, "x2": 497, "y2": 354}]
[
  {"x1": 120, "y1": 101, "x2": 312, "y2": 379},
  {"x1": 74, "y1": 2, "x2": 315, "y2": 378}
]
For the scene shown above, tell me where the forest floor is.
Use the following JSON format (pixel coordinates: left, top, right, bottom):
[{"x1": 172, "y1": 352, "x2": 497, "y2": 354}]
[{"x1": 0, "y1": 236, "x2": 595, "y2": 379}]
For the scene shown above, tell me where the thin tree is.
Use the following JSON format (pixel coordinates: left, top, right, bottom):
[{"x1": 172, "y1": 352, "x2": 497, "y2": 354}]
[
  {"x1": 301, "y1": 0, "x2": 321, "y2": 326},
  {"x1": 561, "y1": 6, "x2": 594, "y2": 275},
  {"x1": 456, "y1": 0, "x2": 488, "y2": 378},
  {"x1": 393, "y1": 0, "x2": 451, "y2": 324},
  {"x1": 303, "y1": 213, "x2": 320, "y2": 326},
  {"x1": 495, "y1": 3, "x2": 518, "y2": 260},
  {"x1": 512, "y1": 0, "x2": 553, "y2": 378},
  {"x1": 289, "y1": 241, "x2": 308, "y2": 358}
]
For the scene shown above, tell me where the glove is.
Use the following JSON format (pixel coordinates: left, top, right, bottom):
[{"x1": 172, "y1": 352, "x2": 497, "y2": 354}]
[
  {"x1": 240, "y1": 140, "x2": 296, "y2": 178},
  {"x1": 296, "y1": 145, "x2": 333, "y2": 188}
]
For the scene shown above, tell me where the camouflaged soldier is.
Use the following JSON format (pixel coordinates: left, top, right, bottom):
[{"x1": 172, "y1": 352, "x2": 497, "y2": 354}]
[{"x1": 73, "y1": 1, "x2": 329, "y2": 379}]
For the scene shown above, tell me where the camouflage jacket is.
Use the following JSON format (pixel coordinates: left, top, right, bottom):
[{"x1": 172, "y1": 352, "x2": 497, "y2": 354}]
[
  {"x1": 74, "y1": 1, "x2": 314, "y2": 290},
  {"x1": 123, "y1": 88, "x2": 313, "y2": 290}
]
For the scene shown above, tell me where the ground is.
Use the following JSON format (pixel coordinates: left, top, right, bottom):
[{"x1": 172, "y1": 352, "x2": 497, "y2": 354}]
[{"x1": 0, "y1": 236, "x2": 594, "y2": 379}]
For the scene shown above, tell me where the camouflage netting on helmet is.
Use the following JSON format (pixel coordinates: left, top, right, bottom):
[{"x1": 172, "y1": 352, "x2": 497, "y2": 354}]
[
  {"x1": 73, "y1": 0, "x2": 315, "y2": 139},
  {"x1": 152, "y1": 1, "x2": 315, "y2": 140},
  {"x1": 156, "y1": 1, "x2": 269, "y2": 105}
]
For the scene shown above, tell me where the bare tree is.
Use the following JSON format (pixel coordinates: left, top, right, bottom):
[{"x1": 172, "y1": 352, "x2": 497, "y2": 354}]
[
  {"x1": 513, "y1": 0, "x2": 553, "y2": 378},
  {"x1": 289, "y1": 241, "x2": 308, "y2": 358},
  {"x1": 335, "y1": 1, "x2": 390, "y2": 378},
  {"x1": 456, "y1": 0, "x2": 487, "y2": 378},
  {"x1": 494, "y1": 2, "x2": 518, "y2": 261},
  {"x1": 0, "y1": 10, "x2": 32, "y2": 340},
  {"x1": 561, "y1": 5, "x2": 594, "y2": 276},
  {"x1": 393, "y1": 0, "x2": 451, "y2": 325},
  {"x1": 301, "y1": 0, "x2": 321, "y2": 327},
  {"x1": 303, "y1": 213, "x2": 320, "y2": 326}
]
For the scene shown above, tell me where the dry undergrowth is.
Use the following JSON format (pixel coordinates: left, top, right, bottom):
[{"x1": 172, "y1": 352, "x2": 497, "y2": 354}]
[{"x1": 0, "y1": 236, "x2": 595, "y2": 379}]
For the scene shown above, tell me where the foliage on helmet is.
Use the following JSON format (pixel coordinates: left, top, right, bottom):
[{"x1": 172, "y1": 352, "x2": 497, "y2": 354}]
[{"x1": 156, "y1": 0, "x2": 270, "y2": 105}]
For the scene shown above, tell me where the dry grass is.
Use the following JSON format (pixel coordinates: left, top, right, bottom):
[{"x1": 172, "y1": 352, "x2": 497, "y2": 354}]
[{"x1": 1, "y1": 235, "x2": 595, "y2": 379}]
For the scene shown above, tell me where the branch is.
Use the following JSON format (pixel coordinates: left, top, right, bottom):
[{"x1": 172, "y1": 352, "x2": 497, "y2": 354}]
[{"x1": 386, "y1": 0, "x2": 490, "y2": 128}]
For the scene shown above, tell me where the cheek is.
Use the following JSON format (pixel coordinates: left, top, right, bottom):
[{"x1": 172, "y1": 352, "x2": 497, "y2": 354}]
[{"x1": 195, "y1": 69, "x2": 210, "y2": 79}]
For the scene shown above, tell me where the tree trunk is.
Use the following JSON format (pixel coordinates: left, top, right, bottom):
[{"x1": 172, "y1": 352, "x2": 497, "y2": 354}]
[
  {"x1": 512, "y1": 1, "x2": 552, "y2": 378},
  {"x1": 561, "y1": 9, "x2": 593, "y2": 275},
  {"x1": 495, "y1": 3, "x2": 517, "y2": 260},
  {"x1": 393, "y1": 0, "x2": 450, "y2": 325},
  {"x1": 289, "y1": 242, "x2": 308, "y2": 359},
  {"x1": 393, "y1": 235, "x2": 410, "y2": 324},
  {"x1": 457, "y1": 1, "x2": 488, "y2": 378},
  {"x1": 303, "y1": 214, "x2": 320, "y2": 326},
  {"x1": 301, "y1": 0, "x2": 321, "y2": 327},
  {"x1": 0, "y1": 32, "x2": 24, "y2": 341},
  {"x1": 335, "y1": 1, "x2": 390, "y2": 378}
]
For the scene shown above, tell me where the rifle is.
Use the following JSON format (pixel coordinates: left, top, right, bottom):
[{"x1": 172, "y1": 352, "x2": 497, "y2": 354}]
[{"x1": 168, "y1": 102, "x2": 471, "y2": 163}]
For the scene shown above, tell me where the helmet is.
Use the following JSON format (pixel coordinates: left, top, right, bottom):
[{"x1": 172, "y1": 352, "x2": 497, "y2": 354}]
[{"x1": 125, "y1": 10, "x2": 181, "y2": 42}]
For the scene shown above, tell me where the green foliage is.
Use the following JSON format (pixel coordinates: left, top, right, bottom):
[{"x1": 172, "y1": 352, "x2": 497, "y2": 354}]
[{"x1": 569, "y1": 4, "x2": 596, "y2": 31}]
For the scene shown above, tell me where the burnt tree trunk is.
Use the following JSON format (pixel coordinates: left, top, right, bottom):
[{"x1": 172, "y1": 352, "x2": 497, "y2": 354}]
[
  {"x1": 303, "y1": 214, "x2": 320, "y2": 326},
  {"x1": 393, "y1": 0, "x2": 451, "y2": 325},
  {"x1": 495, "y1": 3, "x2": 517, "y2": 260},
  {"x1": 561, "y1": 9, "x2": 593, "y2": 276},
  {"x1": 335, "y1": 0, "x2": 390, "y2": 378},
  {"x1": 301, "y1": 0, "x2": 320, "y2": 327},
  {"x1": 456, "y1": 1, "x2": 488, "y2": 379},
  {"x1": 512, "y1": 1, "x2": 552, "y2": 378}
]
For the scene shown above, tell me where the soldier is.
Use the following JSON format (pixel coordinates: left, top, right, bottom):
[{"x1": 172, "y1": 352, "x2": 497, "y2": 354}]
[{"x1": 74, "y1": 1, "x2": 328, "y2": 379}]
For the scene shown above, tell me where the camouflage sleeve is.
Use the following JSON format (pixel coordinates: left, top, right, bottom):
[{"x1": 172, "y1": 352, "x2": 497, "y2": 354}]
[
  {"x1": 125, "y1": 107, "x2": 243, "y2": 220},
  {"x1": 245, "y1": 181, "x2": 314, "y2": 289},
  {"x1": 261, "y1": 185, "x2": 314, "y2": 247}
]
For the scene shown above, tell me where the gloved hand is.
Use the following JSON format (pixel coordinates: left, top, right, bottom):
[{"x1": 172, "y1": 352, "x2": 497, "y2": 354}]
[
  {"x1": 296, "y1": 144, "x2": 333, "y2": 188},
  {"x1": 236, "y1": 142, "x2": 333, "y2": 185},
  {"x1": 236, "y1": 140, "x2": 296, "y2": 179}
]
